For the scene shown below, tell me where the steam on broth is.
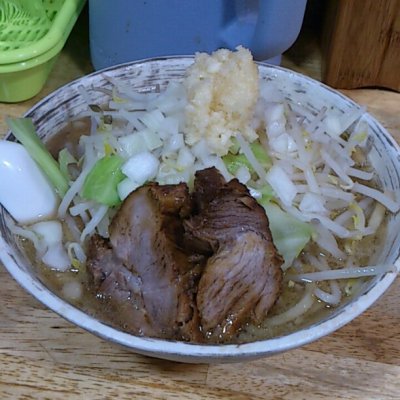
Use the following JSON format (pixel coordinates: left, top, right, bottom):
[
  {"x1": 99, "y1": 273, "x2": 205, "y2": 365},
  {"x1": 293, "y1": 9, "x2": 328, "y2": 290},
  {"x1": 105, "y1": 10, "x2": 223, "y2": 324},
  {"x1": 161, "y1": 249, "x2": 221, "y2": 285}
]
[{"x1": 4, "y1": 47, "x2": 399, "y2": 344}]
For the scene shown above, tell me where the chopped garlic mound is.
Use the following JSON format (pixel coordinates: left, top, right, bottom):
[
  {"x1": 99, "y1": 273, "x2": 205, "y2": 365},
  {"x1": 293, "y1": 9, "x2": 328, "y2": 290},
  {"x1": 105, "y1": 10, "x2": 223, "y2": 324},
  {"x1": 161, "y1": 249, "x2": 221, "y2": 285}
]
[{"x1": 184, "y1": 46, "x2": 259, "y2": 156}]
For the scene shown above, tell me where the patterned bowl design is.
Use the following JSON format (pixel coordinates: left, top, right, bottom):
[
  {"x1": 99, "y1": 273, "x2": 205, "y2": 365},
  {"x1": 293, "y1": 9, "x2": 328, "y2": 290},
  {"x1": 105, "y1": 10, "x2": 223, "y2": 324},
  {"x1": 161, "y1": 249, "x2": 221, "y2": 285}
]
[{"x1": 0, "y1": 57, "x2": 399, "y2": 363}]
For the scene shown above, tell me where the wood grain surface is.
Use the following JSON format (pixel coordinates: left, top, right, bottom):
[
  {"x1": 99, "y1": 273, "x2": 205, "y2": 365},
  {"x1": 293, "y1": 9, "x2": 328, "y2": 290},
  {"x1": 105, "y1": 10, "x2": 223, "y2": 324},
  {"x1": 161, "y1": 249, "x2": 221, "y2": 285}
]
[
  {"x1": 321, "y1": 0, "x2": 400, "y2": 91},
  {"x1": 1, "y1": 10, "x2": 400, "y2": 400}
]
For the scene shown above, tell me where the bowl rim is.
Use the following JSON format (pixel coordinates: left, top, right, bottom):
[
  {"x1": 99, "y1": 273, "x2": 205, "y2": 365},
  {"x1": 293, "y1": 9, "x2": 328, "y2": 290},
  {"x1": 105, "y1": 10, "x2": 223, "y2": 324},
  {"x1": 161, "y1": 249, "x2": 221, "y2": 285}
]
[{"x1": 1, "y1": 56, "x2": 399, "y2": 362}]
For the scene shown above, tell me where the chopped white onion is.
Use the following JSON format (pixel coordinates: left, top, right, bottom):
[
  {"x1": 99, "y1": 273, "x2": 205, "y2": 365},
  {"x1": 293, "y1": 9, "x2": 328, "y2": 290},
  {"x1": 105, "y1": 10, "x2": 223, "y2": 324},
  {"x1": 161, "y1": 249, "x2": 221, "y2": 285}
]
[
  {"x1": 163, "y1": 133, "x2": 185, "y2": 155},
  {"x1": 117, "y1": 177, "x2": 140, "y2": 201},
  {"x1": 176, "y1": 146, "x2": 195, "y2": 169},
  {"x1": 122, "y1": 152, "x2": 160, "y2": 185},
  {"x1": 140, "y1": 128, "x2": 163, "y2": 151},
  {"x1": 139, "y1": 109, "x2": 165, "y2": 132},
  {"x1": 118, "y1": 132, "x2": 148, "y2": 157},
  {"x1": 266, "y1": 165, "x2": 297, "y2": 207}
]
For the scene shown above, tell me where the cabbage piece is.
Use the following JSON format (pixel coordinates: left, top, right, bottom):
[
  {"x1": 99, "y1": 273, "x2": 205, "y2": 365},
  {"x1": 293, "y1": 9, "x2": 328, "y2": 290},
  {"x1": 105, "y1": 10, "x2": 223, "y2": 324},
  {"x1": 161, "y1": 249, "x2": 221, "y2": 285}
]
[
  {"x1": 257, "y1": 184, "x2": 275, "y2": 205},
  {"x1": 222, "y1": 141, "x2": 271, "y2": 175},
  {"x1": 81, "y1": 155, "x2": 125, "y2": 206},
  {"x1": 223, "y1": 152, "x2": 250, "y2": 175},
  {"x1": 7, "y1": 117, "x2": 69, "y2": 197},
  {"x1": 262, "y1": 202, "x2": 313, "y2": 269}
]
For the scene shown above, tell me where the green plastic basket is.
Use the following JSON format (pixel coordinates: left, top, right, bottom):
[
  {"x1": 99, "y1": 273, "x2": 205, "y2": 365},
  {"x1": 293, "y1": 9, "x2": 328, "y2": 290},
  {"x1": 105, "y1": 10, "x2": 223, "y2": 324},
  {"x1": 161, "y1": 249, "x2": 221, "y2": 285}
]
[{"x1": 0, "y1": 0, "x2": 86, "y2": 102}]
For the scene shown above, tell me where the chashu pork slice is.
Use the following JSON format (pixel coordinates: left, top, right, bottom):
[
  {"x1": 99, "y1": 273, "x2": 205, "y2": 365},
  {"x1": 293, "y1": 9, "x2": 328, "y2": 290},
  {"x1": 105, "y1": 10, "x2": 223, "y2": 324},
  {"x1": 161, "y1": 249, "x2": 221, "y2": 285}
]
[
  {"x1": 184, "y1": 167, "x2": 283, "y2": 342},
  {"x1": 87, "y1": 182, "x2": 203, "y2": 342}
]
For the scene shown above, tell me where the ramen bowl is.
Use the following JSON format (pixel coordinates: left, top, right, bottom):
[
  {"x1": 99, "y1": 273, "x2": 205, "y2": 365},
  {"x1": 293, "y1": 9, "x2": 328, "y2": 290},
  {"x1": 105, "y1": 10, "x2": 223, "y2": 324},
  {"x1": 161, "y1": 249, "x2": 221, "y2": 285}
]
[{"x1": 0, "y1": 57, "x2": 399, "y2": 363}]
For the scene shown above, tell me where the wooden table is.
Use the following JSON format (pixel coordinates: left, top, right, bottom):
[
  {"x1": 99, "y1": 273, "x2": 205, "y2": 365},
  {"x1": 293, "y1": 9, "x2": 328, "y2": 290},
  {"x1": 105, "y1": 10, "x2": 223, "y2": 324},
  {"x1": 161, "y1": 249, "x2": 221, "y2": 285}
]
[{"x1": 1, "y1": 13, "x2": 400, "y2": 400}]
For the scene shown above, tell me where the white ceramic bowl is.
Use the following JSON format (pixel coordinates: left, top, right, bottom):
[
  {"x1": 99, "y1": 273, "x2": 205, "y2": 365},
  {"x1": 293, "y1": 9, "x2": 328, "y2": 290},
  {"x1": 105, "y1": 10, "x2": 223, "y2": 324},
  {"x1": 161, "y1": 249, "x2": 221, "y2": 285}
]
[{"x1": 1, "y1": 57, "x2": 399, "y2": 363}]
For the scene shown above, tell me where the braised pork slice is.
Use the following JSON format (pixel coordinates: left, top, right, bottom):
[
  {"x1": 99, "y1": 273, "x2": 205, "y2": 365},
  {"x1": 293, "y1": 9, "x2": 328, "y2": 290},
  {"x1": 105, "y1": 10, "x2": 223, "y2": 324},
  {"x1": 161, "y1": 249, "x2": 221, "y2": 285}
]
[
  {"x1": 87, "y1": 234, "x2": 152, "y2": 335},
  {"x1": 87, "y1": 183, "x2": 203, "y2": 342},
  {"x1": 184, "y1": 167, "x2": 283, "y2": 341}
]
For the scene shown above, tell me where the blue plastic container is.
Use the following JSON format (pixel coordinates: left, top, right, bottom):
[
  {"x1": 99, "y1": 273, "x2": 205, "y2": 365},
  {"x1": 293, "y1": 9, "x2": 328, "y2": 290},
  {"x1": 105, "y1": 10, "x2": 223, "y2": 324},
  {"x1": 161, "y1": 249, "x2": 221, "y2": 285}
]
[{"x1": 89, "y1": 0, "x2": 307, "y2": 70}]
